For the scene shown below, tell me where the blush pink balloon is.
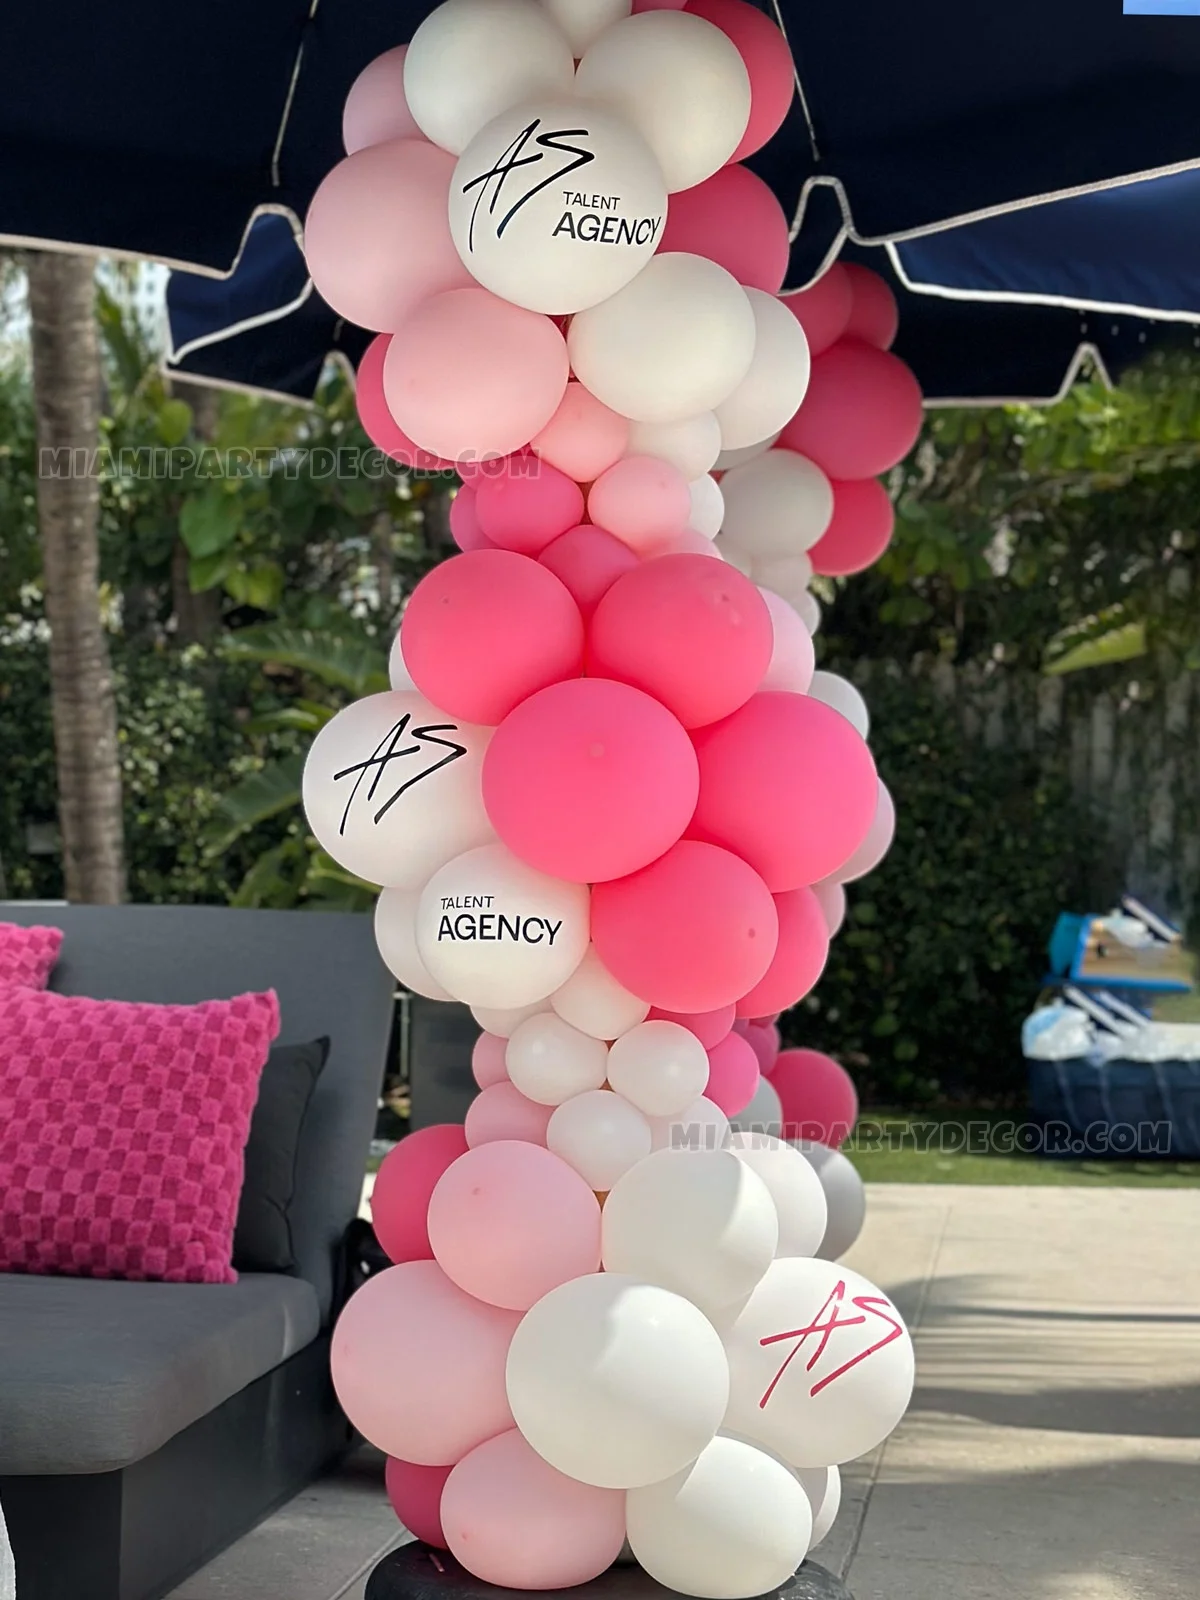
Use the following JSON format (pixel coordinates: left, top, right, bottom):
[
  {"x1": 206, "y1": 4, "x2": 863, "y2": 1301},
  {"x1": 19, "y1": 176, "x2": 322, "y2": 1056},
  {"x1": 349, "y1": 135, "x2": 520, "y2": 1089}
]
[
  {"x1": 691, "y1": 692, "x2": 878, "y2": 890},
  {"x1": 780, "y1": 340, "x2": 924, "y2": 479},
  {"x1": 808, "y1": 478, "x2": 895, "y2": 577},
  {"x1": 539, "y1": 525, "x2": 640, "y2": 618},
  {"x1": 449, "y1": 484, "x2": 496, "y2": 552},
  {"x1": 759, "y1": 586, "x2": 816, "y2": 693},
  {"x1": 843, "y1": 262, "x2": 900, "y2": 350},
  {"x1": 472, "y1": 1032, "x2": 509, "y2": 1089},
  {"x1": 744, "y1": 1019, "x2": 781, "y2": 1076},
  {"x1": 658, "y1": 165, "x2": 790, "y2": 293},
  {"x1": 304, "y1": 140, "x2": 472, "y2": 332},
  {"x1": 466, "y1": 1082, "x2": 554, "y2": 1148},
  {"x1": 383, "y1": 287, "x2": 569, "y2": 464},
  {"x1": 531, "y1": 382, "x2": 629, "y2": 483},
  {"x1": 704, "y1": 1030, "x2": 761, "y2": 1117},
  {"x1": 587, "y1": 554, "x2": 774, "y2": 729},
  {"x1": 686, "y1": 0, "x2": 795, "y2": 161},
  {"x1": 482, "y1": 678, "x2": 699, "y2": 883},
  {"x1": 371, "y1": 1124, "x2": 469, "y2": 1264},
  {"x1": 634, "y1": 0, "x2": 688, "y2": 9},
  {"x1": 653, "y1": 528, "x2": 723, "y2": 558},
  {"x1": 834, "y1": 782, "x2": 896, "y2": 884},
  {"x1": 475, "y1": 460, "x2": 585, "y2": 555},
  {"x1": 385, "y1": 1457, "x2": 451, "y2": 1549},
  {"x1": 403, "y1": 550, "x2": 584, "y2": 725},
  {"x1": 587, "y1": 456, "x2": 692, "y2": 554},
  {"x1": 783, "y1": 265, "x2": 854, "y2": 358},
  {"x1": 442, "y1": 1430, "x2": 626, "y2": 1589},
  {"x1": 648, "y1": 1004, "x2": 736, "y2": 1049},
  {"x1": 812, "y1": 878, "x2": 848, "y2": 938},
  {"x1": 428, "y1": 1142, "x2": 601, "y2": 1311},
  {"x1": 355, "y1": 336, "x2": 452, "y2": 470},
  {"x1": 772, "y1": 1047, "x2": 858, "y2": 1147},
  {"x1": 737, "y1": 886, "x2": 830, "y2": 1018},
  {"x1": 343, "y1": 47, "x2": 422, "y2": 153},
  {"x1": 591, "y1": 840, "x2": 778, "y2": 1013}
]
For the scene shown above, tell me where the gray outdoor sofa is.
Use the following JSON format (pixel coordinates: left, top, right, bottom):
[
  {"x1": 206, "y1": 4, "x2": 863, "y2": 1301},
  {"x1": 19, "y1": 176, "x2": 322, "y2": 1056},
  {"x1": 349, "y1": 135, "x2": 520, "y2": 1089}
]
[{"x1": 0, "y1": 903, "x2": 395, "y2": 1600}]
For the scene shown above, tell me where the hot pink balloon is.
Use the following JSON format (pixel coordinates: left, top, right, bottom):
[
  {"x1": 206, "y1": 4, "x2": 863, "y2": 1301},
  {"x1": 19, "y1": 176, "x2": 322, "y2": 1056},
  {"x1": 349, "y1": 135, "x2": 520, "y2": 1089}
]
[
  {"x1": 475, "y1": 460, "x2": 585, "y2": 556},
  {"x1": 442, "y1": 1430, "x2": 625, "y2": 1589},
  {"x1": 466, "y1": 1082, "x2": 554, "y2": 1148},
  {"x1": 835, "y1": 782, "x2": 896, "y2": 884},
  {"x1": 781, "y1": 340, "x2": 924, "y2": 479},
  {"x1": 704, "y1": 1029, "x2": 760, "y2": 1117},
  {"x1": 812, "y1": 877, "x2": 847, "y2": 938},
  {"x1": 472, "y1": 1032, "x2": 509, "y2": 1090},
  {"x1": 371, "y1": 1123, "x2": 469, "y2": 1264},
  {"x1": 783, "y1": 265, "x2": 853, "y2": 358},
  {"x1": 737, "y1": 886, "x2": 830, "y2": 1018},
  {"x1": 691, "y1": 692, "x2": 878, "y2": 890},
  {"x1": 772, "y1": 1047, "x2": 858, "y2": 1147},
  {"x1": 744, "y1": 1019, "x2": 781, "y2": 1076},
  {"x1": 658, "y1": 165, "x2": 790, "y2": 293},
  {"x1": 591, "y1": 840, "x2": 778, "y2": 1013},
  {"x1": 343, "y1": 47, "x2": 422, "y2": 153},
  {"x1": 587, "y1": 554, "x2": 774, "y2": 729},
  {"x1": 648, "y1": 1003, "x2": 736, "y2": 1049},
  {"x1": 482, "y1": 678, "x2": 699, "y2": 884},
  {"x1": 428, "y1": 1142, "x2": 601, "y2": 1311},
  {"x1": 383, "y1": 287, "x2": 569, "y2": 464},
  {"x1": 356, "y1": 336, "x2": 452, "y2": 470},
  {"x1": 449, "y1": 484, "x2": 495, "y2": 552},
  {"x1": 587, "y1": 456, "x2": 691, "y2": 554},
  {"x1": 539, "y1": 525, "x2": 641, "y2": 618},
  {"x1": 385, "y1": 1457, "x2": 451, "y2": 1549},
  {"x1": 843, "y1": 263, "x2": 900, "y2": 350},
  {"x1": 531, "y1": 382, "x2": 629, "y2": 484},
  {"x1": 304, "y1": 140, "x2": 472, "y2": 333},
  {"x1": 808, "y1": 478, "x2": 895, "y2": 577},
  {"x1": 403, "y1": 550, "x2": 584, "y2": 725},
  {"x1": 686, "y1": 0, "x2": 795, "y2": 162}
]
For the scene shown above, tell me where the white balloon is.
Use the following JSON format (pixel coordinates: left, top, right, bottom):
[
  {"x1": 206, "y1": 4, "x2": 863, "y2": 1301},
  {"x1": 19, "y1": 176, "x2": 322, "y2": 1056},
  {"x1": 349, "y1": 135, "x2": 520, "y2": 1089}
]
[
  {"x1": 507, "y1": 1274, "x2": 729, "y2": 1487},
  {"x1": 835, "y1": 783, "x2": 894, "y2": 886},
  {"x1": 416, "y1": 843, "x2": 589, "y2": 1007},
  {"x1": 602, "y1": 1148, "x2": 778, "y2": 1316},
  {"x1": 710, "y1": 538, "x2": 753, "y2": 578},
  {"x1": 626, "y1": 1436, "x2": 812, "y2": 1600},
  {"x1": 626, "y1": 413, "x2": 721, "y2": 479},
  {"x1": 471, "y1": 999, "x2": 552, "y2": 1037},
  {"x1": 808, "y1": 671, "x2": 870, "y2": 740},
  {"x1": 728, "y1": 1075, "x2": 783, "y2": 1140},
  {"x1": 551, "y1": 943, "x2": 649, "y2": 1040},
  {"x1": 606, "y1": 1020, "x2": 710, "y2": 1119},
  {"x1": 688, "y1": 474, "x2": 725, "y2": 539},
  {"x1": 794, "y1": 589, "x2": 822, "y2": 635},
  {"x1": 714, "y1": 290, "x2": 811, "y2": 451},
  {"x1": 387, "y1": 629, "x2": 416, "y2": 691},
  {"x1": 722, "y1": 1257, "x2": 914, "y2": 1468},
  {"x1": 719, "y1": 450, "x2": 834, "y2": 561},
  {"x1": 758, "y1": 587, "x2": 816, "y2": 694},
  {"x1": 569, "y1": 254, "x2": 756, "y2": 424},
  {"x1": 728, "y1": 1132, "x2": 827, "y2": 1259},
  {"x1": 506, "y1": 1012, "x2": 609, "y2": 1105},
  {"x1": 649, "y1": 1095, "x2": 731, "y2": 1154},
  {"x1": 797, "y1": 1141, "x2": 867, "y2": 1261},
  {"x1": 449, "y1": 100, "x2": 667, "y2": 315},
  {"x1": 404, "y1": 0, "x2": 575, "y2": 154},
  {"x1": 547, "y1": 1088, "x2": 651, "y2": 1190},
  {"x1": 375, "y1": 888, "x2": 453, "y2": 1002},
  {"x1": 796, "y1": 1465, "x2": 842, "y2": 1551},
  {"x1": 811, "y1": 878, "x2": 848, "y2": 939},
  {"x1": 715, "y1": 432, "x2": 780, "y2": 472},
  {"x1": 756, "y1": 552, "x2": 815, "y2": 606},
  {"x1": 302, "y1": 692, "x2": 494, "y2": 890},
  {"x1": 574, "y1": 11, "x2": 751, "y2": 192},
  {"x1": 538, "y1": 0, "x2": 631, "y2": 56}
]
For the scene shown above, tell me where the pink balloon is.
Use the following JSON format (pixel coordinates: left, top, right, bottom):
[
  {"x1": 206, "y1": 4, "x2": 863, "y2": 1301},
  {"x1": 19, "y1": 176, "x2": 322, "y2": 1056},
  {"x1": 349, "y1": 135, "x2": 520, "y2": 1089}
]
[
  {"x1": 449, "y1": 484, "x2": 496, "y2": 552},
  {"x1": 304, "y1": 140, "x2": 472, "y2": 332},
  {"x1": 744, "y1": 1020, "x2": 781, "y2": 1076},
  {"x1": 539, "y1": 525, "x2": 640, "y2": 619},
  {"x1": 383, "y1": 287, "x2": 569, "y2": 464},
  {"x1": 331, "y1": 1261, "x2": 520, "y2": 1465},
  {"x1": 653, "y1": 527, "x2": 723, "y2": 558},
  {"x1": 808, "y1": 478, "x2": 895, "y2": 577},
  {"x1": 472, "y1": 1032, "x2": 509, "y2": 1089},
  {"x1": 466, "y1": 1082, "x2": 554, "y2": 1148},
  {"x1": 634, "y1": 0, "x2": 688, "y2": 9},
  {"x1": 691, "y1": 692, "x2": 878, "y2": 890},
  {"x1": 482, "y1": 678, "x2": 699, "y2": 884},
  {"x1": 843, "y1": 263, "x2": 900, "y2": 350},
  {"x1": 835, "y1": 782, "x2": 896, "y2": 884},
  {"x1": 403, "y1": 550, "x2": 584, "y2": 725},
  {"x1": 587, "y1": 456, "x2": 691, "y2": 554},
  {"x1": 781, "y1": 340, "x2": 924, "y2": 479},
  {"x1": 658, "y1": 165, "x2": 790, "y2": 293},
  {"x1": 428, "y1": 1141, "x2": 601, "y2": 1311},
  {"x1": 759, "y1": 586, "x2": 816, "y2": 693},
  {"x1": 587, "y1": 554, "x2": 774, "y2": 729},
  {"x1": 783, "y1": 265, "x2": 854, "y2": 358},
  {"x1": 591, "y1": 840, "x2": 778, "y2": 1013},
  {"x1": 385, "y1": 1457, "x2": 451, "y2": 1549},
  {"x1": 648, "y1": 1004, "x2": 736, "y2": 1049},
  {"x1": 772, "y1": 1047, "x2": 858, "y2": 1147},
  {"x1": 355, "y1": 335, "x2": 452, "y2": 470},
  {"x1": 475, "y1": 460, "x2": 585, "y2": 555},
  {"x1": 812, "y1": 878, "x2": 848, "y2": 938},
  {"x1": 343, "y1": 47, "x2": 422, "y2": 154},
  {"x1": 371, "y1": 1124, "x2": 469, "y2": 1264},
  {"x1": 686, "y1": 0, "x2": 795, "y2": 162},
  {"x1": 442, "y1": 1430, "x2": 625, "y2": 1589},
  {"x1": 531, "y1": 382, "x2": 629, "y2": 484},
  {"x1": 737, "y1": 886, "x2": 830, "y2": 1018},
  {"x1": 704, "y1": 1030, "x2": 760, "y2": 1117}
]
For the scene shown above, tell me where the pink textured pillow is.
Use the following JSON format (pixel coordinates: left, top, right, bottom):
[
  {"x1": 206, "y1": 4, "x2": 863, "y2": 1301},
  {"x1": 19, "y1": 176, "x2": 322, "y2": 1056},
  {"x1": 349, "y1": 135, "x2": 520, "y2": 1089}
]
[
  {"x1": 0, "y1": 987, "x2": 280, "y2": 1283},
  {"x1": 0, "y1": 922, "x2": 63, "y2": 990}
]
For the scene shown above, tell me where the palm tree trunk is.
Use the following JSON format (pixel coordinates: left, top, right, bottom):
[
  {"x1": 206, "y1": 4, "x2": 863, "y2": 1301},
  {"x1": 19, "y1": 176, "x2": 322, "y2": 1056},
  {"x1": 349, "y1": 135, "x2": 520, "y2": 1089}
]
[{"x1": 27, "y1": 250, "x2": 127, "y2": 904}]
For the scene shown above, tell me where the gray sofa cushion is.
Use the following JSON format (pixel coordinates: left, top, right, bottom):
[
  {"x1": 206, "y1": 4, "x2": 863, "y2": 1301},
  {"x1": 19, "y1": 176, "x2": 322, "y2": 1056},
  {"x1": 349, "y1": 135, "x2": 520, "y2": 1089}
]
[{"x1": 0, "y1": 1272, "x2": 320, "y2": 1475}]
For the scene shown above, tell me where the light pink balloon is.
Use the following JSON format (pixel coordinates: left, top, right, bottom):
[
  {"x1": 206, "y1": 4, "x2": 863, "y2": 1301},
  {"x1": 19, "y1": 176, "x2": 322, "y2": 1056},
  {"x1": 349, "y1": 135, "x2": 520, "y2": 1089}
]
[
  {"x1": 811, "y1": 878, "x2": 847, "y2": 938},
  {"x1": 449, "y1": 484, "x2": 496, "y2": 552},
  {"x1": 472, "y1": 1032, "x2": 509, "y2": 1089},
  {"x1": 737, "y1": 886, "x2": 830, "y2": 1018},
  {"x1": 343, "y1": 47, "x2": 422, "y2": 154},
  {"x1": 687, "y1": 0, "x2": 795, "y2": 162},
  {"x1": 304, "y1": 140, "x2": 472, "y2": 333},
  {"x1": 331, "y1": 1261, "x2": 520, "y2": 1465},
  {"x1": 442, "y1": 1430, "x2": 625, "y2": 1588},
  {"x1": 466, "y1": 1082, "x2": 554, "y2": 1148},
  {"x1": 772, "y1": 1048, "x2": 858, "y2": 1147},
  {"x1": 475, "y1": 460, "x2": 585, "y2": 556},
  {"x1": 704, "y1": 1030, "x2": 761, "y2": 1117},
  {"x1": 647, "y1": 1004, "x2": 736, "y2": 1049},
  {"x1": 531, "y1": 382, "x2": 629, "y2": 483},
  {"x1": 658, "y1": 164, "x2": 790, "y2": 294},
  {"x1": 834, "y1": 782, "x2": 896, "y2": 884},
  {"x1": 383, "y1": 287, "x2": 569, "y2": 464},
  {"x1": 355, "y1": 335, "x2": 452, "y2": 470},
  {"x1": 385, "y1": 1457, "x2": 450, "y2": 1549},
  {"x1": 587, "y1": 456, "x2": 692, "y2": 553},
  {"x1": 428, "y1": 1142, "x2": 601, "y2": 1311},
  {"x1": 759, "y1": 586, "x2": 816, "y2": 693},
  {"x1": 538, "y1": 525, "x2": 640, "y2": 619}
]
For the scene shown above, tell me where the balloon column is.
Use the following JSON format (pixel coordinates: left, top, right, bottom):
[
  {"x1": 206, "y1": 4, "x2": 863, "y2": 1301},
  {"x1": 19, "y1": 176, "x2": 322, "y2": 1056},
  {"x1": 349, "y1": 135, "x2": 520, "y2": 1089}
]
[{"x1": 302, "y1": 2, "x2": 917, "y2": 1595}]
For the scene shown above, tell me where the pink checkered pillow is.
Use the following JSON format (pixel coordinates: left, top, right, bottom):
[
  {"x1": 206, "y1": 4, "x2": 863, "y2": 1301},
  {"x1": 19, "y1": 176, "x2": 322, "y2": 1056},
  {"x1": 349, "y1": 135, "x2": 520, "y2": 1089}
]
[
  {"x1": 0, "y1": 987, "x2": 279, "y2": 1282},
  {"x1": 0, "y1": 922, "x2": 63, "y2": 990}
]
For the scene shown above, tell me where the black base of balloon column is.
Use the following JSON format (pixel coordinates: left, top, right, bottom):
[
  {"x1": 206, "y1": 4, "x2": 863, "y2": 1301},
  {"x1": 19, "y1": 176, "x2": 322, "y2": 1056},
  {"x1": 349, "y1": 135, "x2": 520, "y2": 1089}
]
[{"x1": 365, "y1": 1543, "x2": 854, "y2": 1600}]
